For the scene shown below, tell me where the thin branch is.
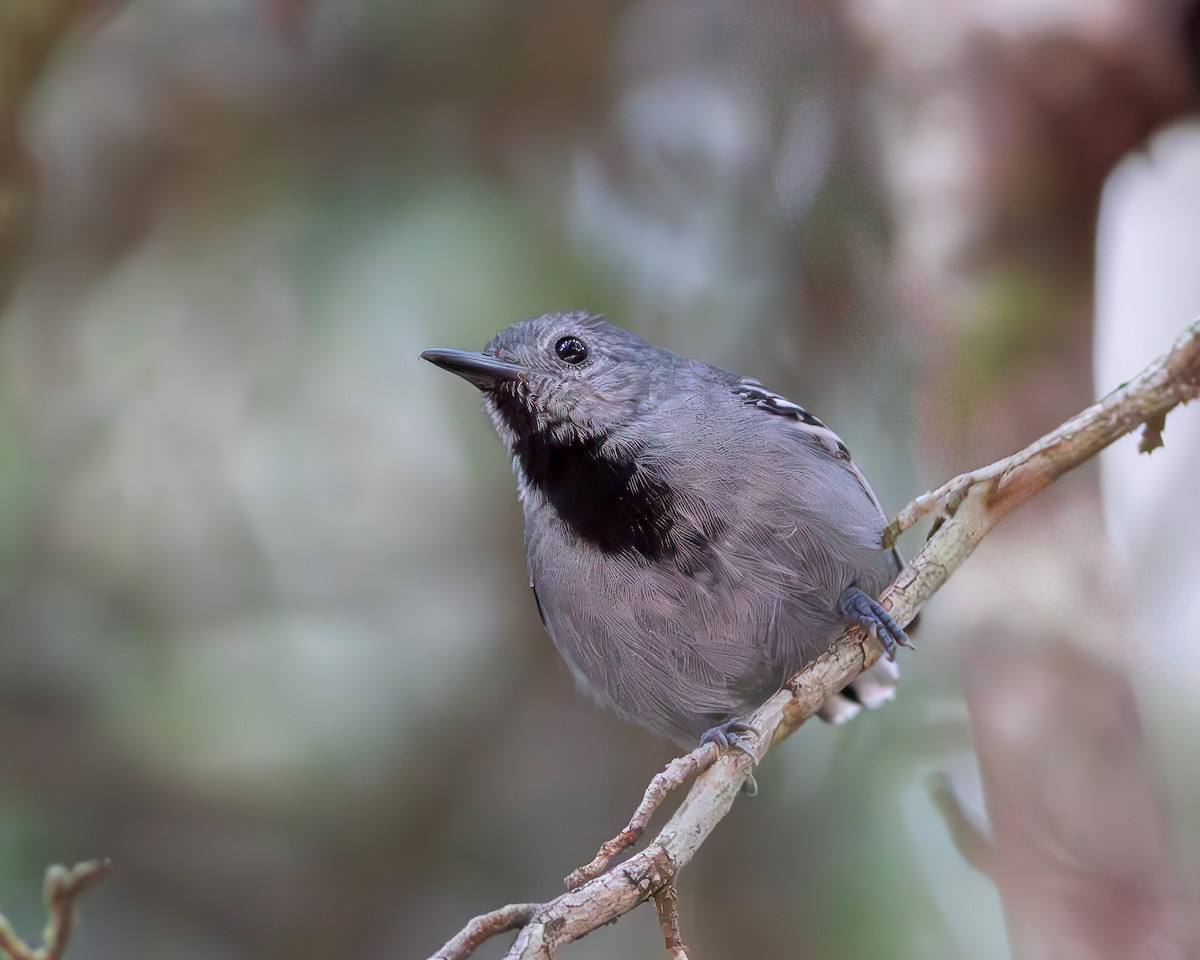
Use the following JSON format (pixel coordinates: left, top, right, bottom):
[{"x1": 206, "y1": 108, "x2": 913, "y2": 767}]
[
  {"x1": 0, "y1": 861, "x2": 112, "y2": 960},
  {"x1": 884, "y1": 317, "x2": 1200, "y2": 548},
  {"x1": 429, "y1": 903, "x2": 540, "y2": 960},
  {"x1": 652, "y1": 880, "x2": 689, "y2": 960},
  {"x1": 565, "y1": 743, "x2": 718, "y2": 890},
  {"x1": 428, "y1": 317, "x2": 1200, "y2": 960},
  {"x1": 925, "y1": 772, "x2": 995, "y2": 877}
]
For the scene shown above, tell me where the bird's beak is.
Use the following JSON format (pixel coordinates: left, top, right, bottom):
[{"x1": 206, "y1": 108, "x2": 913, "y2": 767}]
[{"x1": 420, "y1": 349, "x2": 528, "y2": 391}]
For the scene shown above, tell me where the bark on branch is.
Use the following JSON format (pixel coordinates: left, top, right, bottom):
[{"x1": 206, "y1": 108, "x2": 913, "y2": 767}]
[{"x1": 430, "y1": 317, "x2": 1200, "y2": 960}]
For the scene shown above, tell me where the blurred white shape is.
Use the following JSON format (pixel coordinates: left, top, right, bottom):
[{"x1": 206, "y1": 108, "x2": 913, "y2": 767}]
[
  {"x1": 773, "y1": 95, "x2": 835, "y2": 219},
  {"x1": 846, "y1": 0, "x2": 1124, "y2": 73},
  {"x1": 570, "y1": 71, "x2": 770, "y2": 304},
  {"x1": 1095, "y1": 120, "x2": 1200, "y2": 687},
  {"x1": 617, "y1": 72, "x2": 768, "y2": 187},
  {"x1": 874, "y1": 87, "x2": 981, "y2": 309},
  {"x1": 568, "y1": 71, "x2": 780, "y2": 365}
]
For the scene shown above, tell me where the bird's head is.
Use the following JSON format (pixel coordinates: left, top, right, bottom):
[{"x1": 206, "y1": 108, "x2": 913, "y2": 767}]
[{"x1": 422, "y1": 311, "x2": 672, "y2": 452}]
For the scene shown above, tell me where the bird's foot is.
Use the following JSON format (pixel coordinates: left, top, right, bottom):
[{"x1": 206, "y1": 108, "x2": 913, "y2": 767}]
[
  {"x1": 699, "y1": 719, "x2": 761, "y2": 794},
  {"x1": 837, "y1": 586, "x2": 914, "y2": 661},
  {"x1": 699, "y1": 718, "x2": 758, "y2": 755}
]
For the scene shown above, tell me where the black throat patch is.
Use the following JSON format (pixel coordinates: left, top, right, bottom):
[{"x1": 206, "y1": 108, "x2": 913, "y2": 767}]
[{"x1": 492, "y1": 391, "x2": 683, "y2": 561}]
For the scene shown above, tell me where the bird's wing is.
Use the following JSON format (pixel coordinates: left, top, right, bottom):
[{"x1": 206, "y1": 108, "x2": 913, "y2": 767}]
[
  {"x1": 731, "y1": 378, "x2": 849, "y2": 452},
  {"x1": 724, "y1": 374, "x2": 902, "y2": 571},
  {"x1": 731, "y1": 377, "x2": 890, "y2": 519},
  {"x1": 728, "y1": 377, "x2": 905, "y2": 717}
]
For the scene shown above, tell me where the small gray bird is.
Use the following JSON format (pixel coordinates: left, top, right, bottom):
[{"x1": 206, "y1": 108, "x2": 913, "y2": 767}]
[{"x1": 422, "y1": 311, "x2": 910, "y2": 754}]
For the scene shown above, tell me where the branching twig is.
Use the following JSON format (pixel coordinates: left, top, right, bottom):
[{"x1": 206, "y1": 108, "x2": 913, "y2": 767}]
[
  {"x1": 565, "y1": 742, "x2": 718, "y2": 890},
  {"x1": 429, "y1": 318, "x2": 1200, "y2": 960},
  {"x1": 430, "y1": 903, "x2": 540, "y2": 960},
  {"x1": 883, "y1": 318, "x2": 1200, "y2": 548},
  {"x1": 0, "y1": 861, "x2": 112, "y2": 960}
]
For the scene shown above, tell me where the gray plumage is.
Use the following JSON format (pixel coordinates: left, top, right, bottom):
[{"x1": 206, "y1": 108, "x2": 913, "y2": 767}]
[{"x1": 422, "y1": 311, "x2": 907, "y2": 748}]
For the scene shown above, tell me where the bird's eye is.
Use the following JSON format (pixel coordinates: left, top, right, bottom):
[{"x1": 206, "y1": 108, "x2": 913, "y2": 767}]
[{"x1": 555, "y1": 336, "x2": 589, "y2": 365}]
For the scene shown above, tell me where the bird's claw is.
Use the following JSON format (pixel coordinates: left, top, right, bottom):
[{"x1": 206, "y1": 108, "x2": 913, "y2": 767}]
[
  {"x1": 700, "y1": 719, "x2": 760, "y2": 796},
  {"x1": 837, "y1": 586, "x2": 914, "y2": 661},
  {"x1": 699, "y1": 719, "x2": 760, "y2": 760}
]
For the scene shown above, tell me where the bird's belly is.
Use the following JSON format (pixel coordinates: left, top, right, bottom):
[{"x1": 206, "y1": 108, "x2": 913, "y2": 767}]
[{"x1": 527, "y1": 540, "x2": 842, "y2": 744}]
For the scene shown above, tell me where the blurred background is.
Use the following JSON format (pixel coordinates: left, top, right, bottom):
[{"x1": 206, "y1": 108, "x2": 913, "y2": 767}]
[{"x1": 0, "y1": 1, "x2": 1198, "y2": 958}]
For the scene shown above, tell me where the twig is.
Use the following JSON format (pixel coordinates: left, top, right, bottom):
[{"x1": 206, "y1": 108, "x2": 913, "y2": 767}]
[
  {"x1": 430, "y1": 903, "x2": 540, "y2": 960},
  {"x1": 925, "y1": 772, "x2": 995, "y2": 877},
  {"x1": 652, "y1": 880, "x2": 689, "y2": 960},
  {"x1": 565, "y1": 743, "x2": 718, "y2": 890},
  {"x1": 0, "y1": 861, "x2": 112, "y2": 960},
  {"x1": 429, "y1": 317, "x2": 1200, "y2": 960},
  {"x1": 883, "y1": 317, "x2": 1200, "y2": 548}
]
